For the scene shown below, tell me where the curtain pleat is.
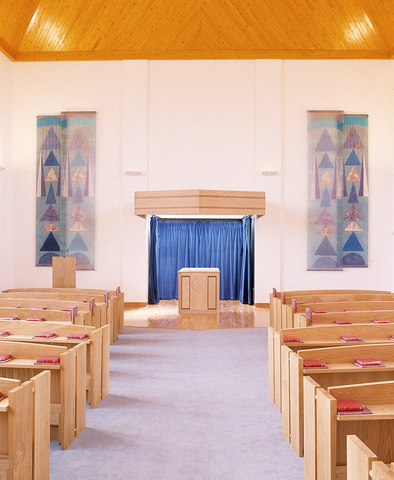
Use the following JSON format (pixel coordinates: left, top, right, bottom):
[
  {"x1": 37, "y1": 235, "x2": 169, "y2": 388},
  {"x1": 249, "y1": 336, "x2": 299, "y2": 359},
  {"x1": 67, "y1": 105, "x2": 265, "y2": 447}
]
[
  {"x1": 149, "y1": 217, "x2": 253, "y2": 304},
  {"x1": 148, "y1": 216, "x2": 159, "y2": 304}
]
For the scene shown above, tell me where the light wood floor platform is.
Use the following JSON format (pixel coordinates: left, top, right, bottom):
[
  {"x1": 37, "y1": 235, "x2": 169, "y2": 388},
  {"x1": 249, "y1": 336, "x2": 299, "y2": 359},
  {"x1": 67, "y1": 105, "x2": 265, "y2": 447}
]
[{"x1": 124, "y1": 300, "x2": 269, "y2": 330}]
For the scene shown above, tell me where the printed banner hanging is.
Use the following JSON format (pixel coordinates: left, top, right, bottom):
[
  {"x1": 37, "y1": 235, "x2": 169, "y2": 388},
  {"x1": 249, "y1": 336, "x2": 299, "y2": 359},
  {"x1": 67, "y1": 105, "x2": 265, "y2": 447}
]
[
  {"x1": 36, "y1": 112, "x2": 96, "y2": 270},
  {"x1": 307, "y1": 111, "x2": 368, "y2": 270}
]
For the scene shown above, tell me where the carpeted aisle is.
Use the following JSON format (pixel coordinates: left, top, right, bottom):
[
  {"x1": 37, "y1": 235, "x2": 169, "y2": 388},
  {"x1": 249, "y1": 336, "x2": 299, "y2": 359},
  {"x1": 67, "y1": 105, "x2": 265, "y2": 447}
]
[{"x1": 50, "y1": 327, "x2": 304, "y2": 479}]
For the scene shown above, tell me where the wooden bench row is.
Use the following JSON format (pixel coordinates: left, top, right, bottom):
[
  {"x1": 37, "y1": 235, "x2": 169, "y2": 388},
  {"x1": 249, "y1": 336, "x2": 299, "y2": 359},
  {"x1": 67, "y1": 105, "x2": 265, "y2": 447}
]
[
  {"x1": 270, "y1": 288, "x2": 393, "y2": 330},
  {"x1": 0, "y1": 319, "x2": 110, "y2": 409},
  {"x1": 0, "y1": 371, "x2": 50, "y2": 480},
  {"x1": 284, "y1": 342, "x2": 394, "y2": 460},
  {"x1": 294, "y1": 306, "x2": 394, "y2": 328},
  {"x1": 269, "y1": 288, "x2": 394, "y2": 480},
  {"x1": 304, "y1": 378, "x2": 394, "y2": 480},
  {"x1": 2, "y1": 286, "x2": 125, "y2": 344},
  {"x1": 269, "y1": 322, "x2": 394, "y2": 412}
]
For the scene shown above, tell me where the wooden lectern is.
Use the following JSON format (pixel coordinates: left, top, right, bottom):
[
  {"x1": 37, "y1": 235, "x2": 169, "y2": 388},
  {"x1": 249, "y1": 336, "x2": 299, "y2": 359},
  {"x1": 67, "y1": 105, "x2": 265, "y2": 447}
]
[
  {"x1": 178, "y1": 268, "x2": 220, "y2": 313},
  {"x1": 52, "y1": 256, "x2": 76, "y2": 288}
]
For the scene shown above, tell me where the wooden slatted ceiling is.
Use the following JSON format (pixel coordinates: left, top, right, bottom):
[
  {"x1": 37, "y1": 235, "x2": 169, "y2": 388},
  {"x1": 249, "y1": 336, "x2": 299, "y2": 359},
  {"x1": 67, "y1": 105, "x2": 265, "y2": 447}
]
[{"x1": 0, "y1": 0, "x2": 394, "y2": 61}]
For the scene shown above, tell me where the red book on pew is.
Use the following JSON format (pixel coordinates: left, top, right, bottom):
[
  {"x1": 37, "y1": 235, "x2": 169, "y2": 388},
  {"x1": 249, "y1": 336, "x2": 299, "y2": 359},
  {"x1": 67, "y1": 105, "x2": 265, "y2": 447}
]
[
  {"x1": 313, "y1": 310, "x2": 327, "y2": 314},
  {"x1": 0, "y1": 331, "x2": 9, "y2": 337},
  {"x1": 67, "y1": 333, "x2": 89, "y2": 340},
  {"x1": 334, "y1": 320, "x2": 352, "y2": 325},
  {"x1": 34, "y1": 355, "x2": 60, "y2": 365},
  {"x1": 283, "y1": 337, "x2": 303, "y2": 343},
  {"x1": 355, "y1": 358, "x2": 385, "y2": 367},
  {"x1": 371, "y1": 319, "x2": 390, "y2": 324},
  {"x1": 303, "y1": 359, "x2": 327, "y2": 369},
  {"x1": 340, "y1": 336, "x2": 364, "y2": 342},
  {"x1": 0, "y1": 354, "x2": 11, "y2": 363},
  {"x1": 337, "y1": 399, "x2": 364, "y2": 412},
  {"x1": 26, "y1": 317, "x2": 44, "y2": 322},
  {"x1": 32, "y1": 332, "x2": 56, "y2": 339},
  {"x1": 337, "y1": 399, "x2": 373, "y2": 415},
  {"x1": 0, "y1": 317, "x2": 18, "y2": 321}
]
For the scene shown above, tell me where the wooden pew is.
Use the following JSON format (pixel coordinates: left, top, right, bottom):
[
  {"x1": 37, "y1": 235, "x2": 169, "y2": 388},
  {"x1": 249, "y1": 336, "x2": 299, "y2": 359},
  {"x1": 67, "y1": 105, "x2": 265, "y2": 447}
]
[
  {"x1": 0, "y1": 320, "x2": 109, "y2": 409},
  {"x1": 270, "y1": 305, "x2": 394, "y2": 404},
  {"x1": 304, "y1": 378, "x2": 394, "y2": 480},
  {"x1": 270, "y1": 323, "x2": 394, "y2": 412},
  {"x1": 0, "y1": 306, "x2": 86, "y2": 325},
  {"x1": 0, "y1": 293, "x2": 105, "y2": 330},
  {"x1": 3, "y1": 287, "x2": 124, "y2": 342},
  {"x1": 284, "y1": 294, "x2": 394, "y2": 329},
  {"x1": 285, "y1": 343, "x2": 394, "y2": 457},
  {"x1": 294, "y1": 300, "x2": 394, "y2": 328},
  {"x1": 0, "y1": 298, "x2": 94, "y2": 327},
  {"x1": 0, "y1": 341, "x2": 84, "y2": 449},
  {"x1": 270, "y1": 289, "x2": 391, "y2": 330}
]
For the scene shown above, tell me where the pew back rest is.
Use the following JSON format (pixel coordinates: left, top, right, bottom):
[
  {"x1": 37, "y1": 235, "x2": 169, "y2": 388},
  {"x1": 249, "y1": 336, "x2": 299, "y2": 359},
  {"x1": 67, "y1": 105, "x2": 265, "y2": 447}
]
[
  {"x1": 279, "y1": 323, "x2": 394, "y2": 344},
  {"x1": 295, "y1": 343, "x2": 394, "y2": 364}
]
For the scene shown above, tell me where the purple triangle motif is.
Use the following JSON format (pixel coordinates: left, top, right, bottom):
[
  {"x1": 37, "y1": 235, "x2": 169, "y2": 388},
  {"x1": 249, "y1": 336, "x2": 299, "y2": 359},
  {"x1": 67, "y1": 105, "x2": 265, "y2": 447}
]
[
  {"x1": 315, "y1": 129, "x2": 337, "y2": 152},
  {"x1": 319, "y1": 153, "x2": 334, "y2": 168},
  {"x1": 315, "y1": 208, "x2": 337, "y2": 225},
  {"x1": 40, "y1": 205, "x2": 60, "y2": 222},
  {"x1": 315, "y1": 236, "x2": 337, "y2": 256},
  {"x1": 41, "y1": 127, "x2": 61, "y2": 150},
  {"x1": 344, "y1": 126, "x2": 364, "y2": 150},
  {"x1": 344, "y1": 204, "x2": 364, "y2": 221}
]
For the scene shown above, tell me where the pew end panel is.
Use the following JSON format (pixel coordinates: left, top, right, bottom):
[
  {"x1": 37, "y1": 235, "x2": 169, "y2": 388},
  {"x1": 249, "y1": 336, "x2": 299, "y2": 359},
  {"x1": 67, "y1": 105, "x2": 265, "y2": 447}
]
[
  {"x1": 101, "y1": 324, "x2": 110, "y2": 399},
  {"x1": 281, "y1": 345, "x2": 292, "y2": 440},
  {"x1": 347, "y1": 434, "x2": 377, "y2": 480},
  {"x1": 268, "y1": 326, "x2": 275, "y2": 404},
  {"x1": 303, "y1": 376, "x2": 322, "y2": 480},
  {"x1": 31, "y1": 370, "x2": 51, "y2": 480}
]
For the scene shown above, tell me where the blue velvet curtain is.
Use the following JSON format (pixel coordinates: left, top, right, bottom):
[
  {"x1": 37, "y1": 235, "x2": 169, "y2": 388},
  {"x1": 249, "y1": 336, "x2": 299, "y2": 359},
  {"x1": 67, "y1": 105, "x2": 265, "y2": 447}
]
[{"x1": 149, "y1": 216, "x2": 253, "y2": 304}]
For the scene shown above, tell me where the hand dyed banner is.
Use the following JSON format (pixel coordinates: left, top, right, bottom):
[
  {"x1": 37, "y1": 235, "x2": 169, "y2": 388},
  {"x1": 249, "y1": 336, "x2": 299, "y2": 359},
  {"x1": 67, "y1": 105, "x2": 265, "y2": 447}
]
[
  {"x1": 36, "y1": 112, "x2": 96, "y2": 270},
  {"x1": 307, "y1": 111, "x2": 368, "y2": 270}
]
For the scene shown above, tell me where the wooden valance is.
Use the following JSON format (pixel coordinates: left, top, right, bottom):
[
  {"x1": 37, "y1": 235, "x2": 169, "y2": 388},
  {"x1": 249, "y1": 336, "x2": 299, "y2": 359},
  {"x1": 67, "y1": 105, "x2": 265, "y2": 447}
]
[{"x1": 134, "y1": 189, "x2": 265, "y2": 216}]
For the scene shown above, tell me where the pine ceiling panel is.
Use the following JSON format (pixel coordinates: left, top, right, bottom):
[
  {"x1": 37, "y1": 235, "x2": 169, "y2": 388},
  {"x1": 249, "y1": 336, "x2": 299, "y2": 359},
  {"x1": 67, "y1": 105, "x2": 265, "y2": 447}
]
[{"x1": 1, "y1": 0, "x2": 394, "y2": 61}]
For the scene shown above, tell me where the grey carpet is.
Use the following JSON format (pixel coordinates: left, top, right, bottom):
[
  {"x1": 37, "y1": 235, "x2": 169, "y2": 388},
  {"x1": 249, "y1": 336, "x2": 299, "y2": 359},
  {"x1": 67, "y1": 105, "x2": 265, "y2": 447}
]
[{"x1": 50, "y1": 327, "x2": 304, "y2": 479}]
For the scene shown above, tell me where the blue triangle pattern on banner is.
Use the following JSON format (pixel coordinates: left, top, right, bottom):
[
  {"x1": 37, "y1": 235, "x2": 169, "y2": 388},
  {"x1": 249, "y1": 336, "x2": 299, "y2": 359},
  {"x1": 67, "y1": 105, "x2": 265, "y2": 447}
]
[
  {"x1": 343, "y1": 232, "x2": 364, "y2": 252},
  {"x1": 320, "y1": 187, "x2": 331, "y2": 208},
  {"x1": 348, "y1": 183, "x2": 359, "y2": 203},
  {"x1": 40, "y1": 232, "x2": 60, "y2": 251},
  {"x1": 71, "y1": 151, "x2": 86, "y2": 166},
  {"x1": 345, "y1": 149, "x2": 361, "y2": 166},
  {"x1": 44, "y1": 150, "x2": 60, "y2": 166},
  {"x1": 68, "y1": 232, "x2": 89, "y2": 251},
  {"x1": 46, "y1": 184, "x2": 56, "y2": 204},
  {"x1": 318, "y1": 153, "x2": 334, "y2": 168}
]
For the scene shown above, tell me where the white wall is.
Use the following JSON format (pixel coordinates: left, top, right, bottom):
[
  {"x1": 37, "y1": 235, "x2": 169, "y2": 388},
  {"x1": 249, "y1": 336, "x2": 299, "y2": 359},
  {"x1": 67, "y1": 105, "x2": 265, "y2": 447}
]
[
  {"x1": 0, "y1": 53, "x2": 13, "y2": 291},
  {"x1": 5, "y1": 54, "x2": 394, "y2": 302}
]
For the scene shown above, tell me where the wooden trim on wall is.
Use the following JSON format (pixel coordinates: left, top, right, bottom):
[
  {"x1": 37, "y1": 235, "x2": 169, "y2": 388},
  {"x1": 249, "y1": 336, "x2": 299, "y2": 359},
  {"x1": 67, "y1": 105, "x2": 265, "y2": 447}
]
[{"x1": 134, "y1": 189, "x2": 265, "y2": 216}]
